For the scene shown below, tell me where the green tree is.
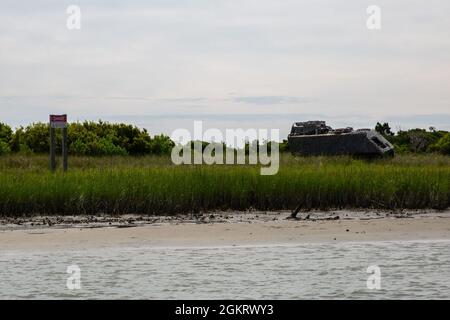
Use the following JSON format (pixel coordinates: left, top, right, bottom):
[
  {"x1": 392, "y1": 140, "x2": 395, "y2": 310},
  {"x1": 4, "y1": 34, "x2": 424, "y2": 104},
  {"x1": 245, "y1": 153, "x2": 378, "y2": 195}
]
[
  {"x1": 375, "y1": 122, "x2": 393, "y2": 136},
  {"x1": 390, "y1": 129, "x2": 445, "y2": 153},
  {"x1": 429, "y1": 133, "x2": 450, "y2": 155},
  {"x1": 149, "y1": 134, "x2": 174, "y2": 155},
  {"x1": 0, "y1": 141, "x2": 10, "y2": 155},
  {"x1": 0, "y1": 122, "x2": 13, "y2": 145},
  {"x1": 23, "y1": 123, "x2": 51, "y2": 153}
]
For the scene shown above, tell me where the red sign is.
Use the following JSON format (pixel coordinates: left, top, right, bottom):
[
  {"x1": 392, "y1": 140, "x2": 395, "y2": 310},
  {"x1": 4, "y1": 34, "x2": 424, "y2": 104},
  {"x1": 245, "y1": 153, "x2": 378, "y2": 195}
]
[{"x1": 50, "y1": 114, "x2": 67, "y2": 128}]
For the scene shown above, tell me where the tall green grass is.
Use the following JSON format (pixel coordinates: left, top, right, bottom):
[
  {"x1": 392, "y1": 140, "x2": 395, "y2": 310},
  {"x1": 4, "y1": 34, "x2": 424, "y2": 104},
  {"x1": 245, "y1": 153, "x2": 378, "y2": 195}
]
[{"x1": 0, "y1": 154, "x2": 449, "y2": 215}]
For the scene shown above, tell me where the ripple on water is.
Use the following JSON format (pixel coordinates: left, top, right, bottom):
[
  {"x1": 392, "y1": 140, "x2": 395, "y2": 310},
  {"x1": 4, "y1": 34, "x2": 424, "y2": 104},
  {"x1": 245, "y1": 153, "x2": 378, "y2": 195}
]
[{"x1": 1, "y1": 240, "x2": 450, "y2": 299}]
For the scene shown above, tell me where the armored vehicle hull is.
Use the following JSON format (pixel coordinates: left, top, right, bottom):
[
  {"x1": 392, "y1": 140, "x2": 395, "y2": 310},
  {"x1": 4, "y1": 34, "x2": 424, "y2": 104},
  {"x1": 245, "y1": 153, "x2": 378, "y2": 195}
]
[{"x1": 288, "y1": 121, "x2": 394, "y2": 157}]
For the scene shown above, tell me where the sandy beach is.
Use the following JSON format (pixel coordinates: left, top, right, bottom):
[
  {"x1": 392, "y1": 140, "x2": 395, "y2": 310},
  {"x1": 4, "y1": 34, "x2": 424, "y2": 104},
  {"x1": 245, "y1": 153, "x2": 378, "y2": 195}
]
[{"x1": 1, "y1": 210, "x2": 450, "y2": 251}]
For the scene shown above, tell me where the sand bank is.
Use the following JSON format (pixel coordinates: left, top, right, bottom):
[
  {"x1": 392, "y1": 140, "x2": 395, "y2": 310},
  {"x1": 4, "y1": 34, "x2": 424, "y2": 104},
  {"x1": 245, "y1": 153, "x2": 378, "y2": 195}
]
[{"x1": 1, "y1": 210, "x2": 449, "y2": 251}]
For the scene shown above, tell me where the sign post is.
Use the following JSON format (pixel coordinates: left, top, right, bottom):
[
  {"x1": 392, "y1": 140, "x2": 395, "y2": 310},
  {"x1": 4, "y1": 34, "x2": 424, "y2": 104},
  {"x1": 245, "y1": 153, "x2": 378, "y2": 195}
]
[
  {"x1": 62, "y1": 126, "x2": 68, "y2": 172},
  {"x1": 50, "y1": 126, "x2": 56, "y2": 171},
  {"x1": 49, "y1": 114, "x2": 68, "y2": 172}
]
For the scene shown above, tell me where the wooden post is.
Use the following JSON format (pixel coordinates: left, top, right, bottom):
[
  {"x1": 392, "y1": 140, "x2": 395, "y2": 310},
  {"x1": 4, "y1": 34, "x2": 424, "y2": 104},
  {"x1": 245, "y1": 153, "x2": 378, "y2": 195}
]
[
  {"x1": 62, "y1": 127, "x2": 68, "y2": 172},
  {"x1": 50, "y1": 127, "x2": 56, "y2": 172},
  {"x1": 50, "y1": 114, "x2": 68, "y2": 172}
]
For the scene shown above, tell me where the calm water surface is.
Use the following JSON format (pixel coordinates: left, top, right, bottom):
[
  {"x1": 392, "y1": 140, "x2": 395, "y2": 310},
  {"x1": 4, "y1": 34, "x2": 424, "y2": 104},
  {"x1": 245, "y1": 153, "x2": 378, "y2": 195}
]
[{"x1": 1, "y1": 240, "x2": 449, "y2": 299}]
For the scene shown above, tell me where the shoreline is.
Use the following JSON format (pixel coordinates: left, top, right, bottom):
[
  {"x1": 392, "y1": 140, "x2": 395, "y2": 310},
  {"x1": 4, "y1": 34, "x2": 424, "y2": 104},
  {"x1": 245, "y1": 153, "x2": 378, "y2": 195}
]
[
  {"x1": 1, "y1": 210, "x2": 450, "y2": 251},
  {"x1": 1, "y1": 209, "x2": 448, "y2": 230}
]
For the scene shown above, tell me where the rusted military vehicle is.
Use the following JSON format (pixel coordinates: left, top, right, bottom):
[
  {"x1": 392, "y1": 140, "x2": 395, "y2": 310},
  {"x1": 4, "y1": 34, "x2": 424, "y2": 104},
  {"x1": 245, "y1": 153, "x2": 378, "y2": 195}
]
[{"x1": 288, "y1": 121, "x2": 394, "y2": 157}]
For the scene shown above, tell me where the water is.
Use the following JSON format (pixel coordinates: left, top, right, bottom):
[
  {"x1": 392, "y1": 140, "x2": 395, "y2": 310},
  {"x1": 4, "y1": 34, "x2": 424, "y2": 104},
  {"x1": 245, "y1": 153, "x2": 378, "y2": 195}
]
[{"x1": 1, "y1": 240, "x2": 449, "y2": 299}]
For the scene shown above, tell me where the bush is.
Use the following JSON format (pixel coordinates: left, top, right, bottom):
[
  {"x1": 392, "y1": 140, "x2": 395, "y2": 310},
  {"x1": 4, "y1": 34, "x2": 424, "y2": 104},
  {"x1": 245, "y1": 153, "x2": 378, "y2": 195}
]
[
  {"x1": 385, "y1": 128, "x2": 446, "y2": 154},
  {"x1": 0, "y1": 140, "x2": 10, "y2": 155},
  {"x1": 68, "y1": 122, "x2": 151, "y2": 155},
  {"x1": 430, "y1": 133, "x2": 450, "y2": 155},
  {"x1": 95, "y1": 138, "x2": 128, "y2": 156},
  {"x1": 150, "y1": 134, "x2": 175, "y2": 155},
  {"x1": 0, "y1": 122, "x2": 13, "y2": 143},
  {"x1": 22, "y1": 123, "x2": 51, "y2": 153},
  {"x1": 70, "y1": 138, "x2": 89, "y2": 155}
]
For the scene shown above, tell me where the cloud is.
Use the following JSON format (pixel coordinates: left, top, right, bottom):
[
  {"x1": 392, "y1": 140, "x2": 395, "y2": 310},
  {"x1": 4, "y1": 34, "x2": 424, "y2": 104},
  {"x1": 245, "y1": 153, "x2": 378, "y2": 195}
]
[
  {"x1": 0, "y1": 0, "x2": 449, "y2": 133},
  {"x1": 233, "y1": 96, "x2": 309, "y2": 105}
]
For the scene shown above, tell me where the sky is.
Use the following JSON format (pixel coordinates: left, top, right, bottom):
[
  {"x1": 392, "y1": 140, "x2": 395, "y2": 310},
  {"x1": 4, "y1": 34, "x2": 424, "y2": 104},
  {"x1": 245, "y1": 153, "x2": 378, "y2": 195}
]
[{"x1": 0, "y1": 0, "x2": 449, "y2": 138}]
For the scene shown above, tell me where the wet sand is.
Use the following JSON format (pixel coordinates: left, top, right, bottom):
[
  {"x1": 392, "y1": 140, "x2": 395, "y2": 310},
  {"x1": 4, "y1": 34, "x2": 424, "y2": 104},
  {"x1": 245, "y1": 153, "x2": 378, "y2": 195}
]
[{"x1": 1, "y1": 210, "x2": 450, "y2": 251}]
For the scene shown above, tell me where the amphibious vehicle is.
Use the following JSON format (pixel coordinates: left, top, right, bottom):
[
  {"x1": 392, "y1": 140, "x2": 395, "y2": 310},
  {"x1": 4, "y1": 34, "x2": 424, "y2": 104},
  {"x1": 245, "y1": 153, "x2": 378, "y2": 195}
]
[{"x1": 288, "y1": 121, "x2": 394, "y2": 157}]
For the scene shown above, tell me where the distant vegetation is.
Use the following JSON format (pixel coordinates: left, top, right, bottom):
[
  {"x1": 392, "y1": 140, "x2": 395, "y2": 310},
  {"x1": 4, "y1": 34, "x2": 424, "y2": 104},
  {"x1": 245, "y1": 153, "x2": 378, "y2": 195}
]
[
  {"x1": 0, "y1": 121, "x2": 174, "y2": 156},
  {"x1": 375, "y1": 122, "x2": 450, "y2": 155},
  {"x1": 0, "y1": 121, "x2": 449, "y2": 156}
]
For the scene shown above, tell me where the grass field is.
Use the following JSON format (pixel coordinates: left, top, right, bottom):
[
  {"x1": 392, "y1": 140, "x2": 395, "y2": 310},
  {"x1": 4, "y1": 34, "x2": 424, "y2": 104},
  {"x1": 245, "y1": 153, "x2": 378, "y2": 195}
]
[{"x1": 0, "y1": 154, "x2": 449, "y2": 215}]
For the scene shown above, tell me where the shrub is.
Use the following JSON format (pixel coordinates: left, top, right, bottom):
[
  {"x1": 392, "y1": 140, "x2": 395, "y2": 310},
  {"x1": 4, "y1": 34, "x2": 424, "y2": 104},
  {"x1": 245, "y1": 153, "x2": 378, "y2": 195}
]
[
  {"x1": 430, "y1": 133, "x2": 450, "y2": 155},
  {"x1": 22, "y1": 123, "x2": 51, "y2": 153},
  {"x1": 387, "y1": 129, "x2": 445, "y2": 153},
  {"x1": 150, "y1": 134, "x2": 175, "y2": 155},
  {"x1": 0, "y1": 140, "x2": 10, "y2": 155},
  {"x1": 0, "y1": 122, "x2": 13, "y2": 144},
  {"x1": 96, "y1": 138, "x2": 128, "y2": 156}
]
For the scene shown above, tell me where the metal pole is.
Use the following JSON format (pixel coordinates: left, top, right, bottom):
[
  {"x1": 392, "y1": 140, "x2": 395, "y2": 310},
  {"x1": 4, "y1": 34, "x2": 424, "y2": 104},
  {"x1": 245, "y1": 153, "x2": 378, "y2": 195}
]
[
  {"x1": 62, "y1": 127, "x2": 68, "y2": 172},
  {"x1": 50, "y1": 127, "x2": 56, "y2": 172}
]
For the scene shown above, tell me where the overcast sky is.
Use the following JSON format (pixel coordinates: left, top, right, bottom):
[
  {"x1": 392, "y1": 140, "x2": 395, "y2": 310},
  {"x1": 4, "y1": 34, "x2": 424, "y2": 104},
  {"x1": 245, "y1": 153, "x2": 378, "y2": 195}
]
[{"x1": 0, "y1": 0, "x2": 449, "y2": 137}]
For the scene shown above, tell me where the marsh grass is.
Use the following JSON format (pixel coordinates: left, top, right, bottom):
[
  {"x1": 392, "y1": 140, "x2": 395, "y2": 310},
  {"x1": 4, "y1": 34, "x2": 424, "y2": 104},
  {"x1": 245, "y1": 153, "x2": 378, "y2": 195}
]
[{"x1": 0, "y1": 154, "x2": 448, "y2": 215}]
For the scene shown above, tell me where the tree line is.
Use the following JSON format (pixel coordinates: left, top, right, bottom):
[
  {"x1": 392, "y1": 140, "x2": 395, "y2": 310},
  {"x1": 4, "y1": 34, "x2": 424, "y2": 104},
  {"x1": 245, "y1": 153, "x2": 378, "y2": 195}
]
[
  {"x1": 375, "y1": 122, "x2": 450, "y2": 155},
  {"x1": 0, "y1": 121, "x2": 174, "y2": 156},
  {"x1": 0, "y1": 120, "x2": 449, "y2": 156}
]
